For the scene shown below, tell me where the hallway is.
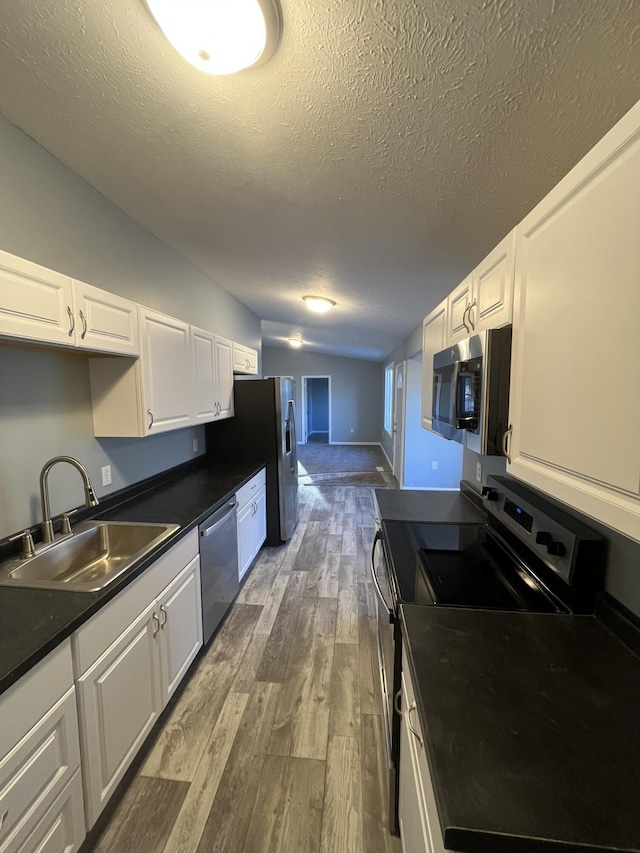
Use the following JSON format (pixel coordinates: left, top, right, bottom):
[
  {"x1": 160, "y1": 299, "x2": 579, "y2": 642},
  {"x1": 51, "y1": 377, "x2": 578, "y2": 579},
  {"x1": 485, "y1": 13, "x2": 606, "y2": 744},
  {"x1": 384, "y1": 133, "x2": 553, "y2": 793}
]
[{"x1": 89, "y1": 482, "x2": 401, "y2": 853}]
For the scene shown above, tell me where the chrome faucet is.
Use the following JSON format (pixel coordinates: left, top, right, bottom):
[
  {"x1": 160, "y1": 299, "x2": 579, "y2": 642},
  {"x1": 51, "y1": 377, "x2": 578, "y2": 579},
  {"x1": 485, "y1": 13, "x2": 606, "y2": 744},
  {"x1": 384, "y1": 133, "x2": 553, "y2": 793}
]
[{"x1": 39, "y1": 456, "x2": 99, "y2": 544}]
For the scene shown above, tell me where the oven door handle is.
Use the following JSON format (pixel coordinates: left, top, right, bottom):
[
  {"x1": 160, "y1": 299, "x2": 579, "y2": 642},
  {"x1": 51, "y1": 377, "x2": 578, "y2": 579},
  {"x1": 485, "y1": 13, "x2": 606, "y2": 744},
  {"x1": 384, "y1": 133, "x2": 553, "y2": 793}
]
[{"x1": 370, "y1": 529, "x2": 394, "y2": 622}]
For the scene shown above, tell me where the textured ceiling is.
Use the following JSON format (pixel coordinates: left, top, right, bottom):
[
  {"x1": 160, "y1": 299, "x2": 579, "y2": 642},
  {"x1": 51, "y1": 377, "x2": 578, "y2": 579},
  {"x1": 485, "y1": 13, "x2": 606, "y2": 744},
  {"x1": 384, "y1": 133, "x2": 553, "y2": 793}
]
[{"x1": 0, "y1": 1, "x2": 639, "y2": 360}]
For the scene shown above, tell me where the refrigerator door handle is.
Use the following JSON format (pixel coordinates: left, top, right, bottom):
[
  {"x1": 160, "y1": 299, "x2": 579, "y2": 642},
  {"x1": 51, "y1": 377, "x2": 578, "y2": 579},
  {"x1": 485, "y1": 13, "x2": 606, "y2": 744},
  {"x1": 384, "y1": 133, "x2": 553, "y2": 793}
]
[{"x1": 287, "y1": 400, "x2": 297, "y2": 472}]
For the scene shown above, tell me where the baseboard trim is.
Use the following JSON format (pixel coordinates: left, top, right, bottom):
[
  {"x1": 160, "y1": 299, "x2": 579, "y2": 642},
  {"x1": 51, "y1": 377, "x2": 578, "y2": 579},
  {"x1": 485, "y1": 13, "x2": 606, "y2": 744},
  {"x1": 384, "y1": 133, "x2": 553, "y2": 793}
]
[
  {"x1": 329, "y1": 441, "x2": 382, "y2": 446},
  {"x1": 381, "y1": 443, "x2": 393, "y2": 469},
  {"x1": 400, "y1": 486, "x2": 461, "y2": 491}
]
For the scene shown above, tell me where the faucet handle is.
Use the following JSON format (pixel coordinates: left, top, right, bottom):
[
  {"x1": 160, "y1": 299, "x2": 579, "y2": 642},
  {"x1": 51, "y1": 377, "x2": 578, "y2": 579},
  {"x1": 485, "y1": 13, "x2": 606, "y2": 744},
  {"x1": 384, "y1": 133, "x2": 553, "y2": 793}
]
[
  {"x1": 8, "y1": 529, "x2": 36, "y2": 559},
  {"x1": 60, "y1": 511, "x2": 77, "y2": 535}
]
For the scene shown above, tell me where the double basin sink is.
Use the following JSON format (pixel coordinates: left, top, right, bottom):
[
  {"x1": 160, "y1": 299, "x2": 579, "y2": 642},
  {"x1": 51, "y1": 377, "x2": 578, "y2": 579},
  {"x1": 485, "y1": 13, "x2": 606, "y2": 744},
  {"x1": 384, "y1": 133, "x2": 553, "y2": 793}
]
[{"x1": 0, "y1": 520, "x2": 179, "y2": 593}]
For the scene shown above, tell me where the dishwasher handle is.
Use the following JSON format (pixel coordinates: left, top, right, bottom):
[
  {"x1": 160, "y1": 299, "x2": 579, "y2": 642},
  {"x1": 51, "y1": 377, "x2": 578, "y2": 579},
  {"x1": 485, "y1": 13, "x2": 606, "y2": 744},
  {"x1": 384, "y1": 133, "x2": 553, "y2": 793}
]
[{"x1": 200, "y1": 501, "x2": 237, "y2": 537}]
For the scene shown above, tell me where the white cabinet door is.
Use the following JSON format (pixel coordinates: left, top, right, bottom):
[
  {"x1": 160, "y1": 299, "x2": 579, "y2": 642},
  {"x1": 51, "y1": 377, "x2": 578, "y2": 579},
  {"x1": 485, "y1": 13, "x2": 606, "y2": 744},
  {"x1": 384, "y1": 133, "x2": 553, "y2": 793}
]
[
  {"x1": 237, "y1": 499, "x2": 256, "y2": 582},
  {"x1": 192, "y1": 326, "x2": 217, "y2": 423},
  {"x1": 233, "y1": 342, "x2": 258, "y2": 374},
  {"x1": 469, "y1": 230, "x2": 515, "y2": 333},
  {"x1": 445, "y1": 275, "x2": 473, "y2": 344},
  {"x1": 72, "y1": 280, "x2": 139, "y2": 356},
  {"x1": 421, "y1": 300, "x2": 447, "y2": 431},
  {"x1": 76, "y1": 600, "x2": 163, "y2": 828},
  {"x1": 254, "y1": 484, "x2": 267, "y2": 556},
  {"x1": 399, "y1": 709, "x2": 431, "y2": 853},
  {"x1": 508, "y1": 101, "x2": 640, "y2": 542},
  {"x1": 445, "y1": 231, "x2": 515, "y2": 346},
  {"x1": 157, "y1": 555, "x2": 203, "y2": 704},
  {"x1": 215, "y1": 335, "x2": 235, "y2": 419},
  {"x1": 139, "y1": 307, "x2": 194, "y2": 434},
  {"x1": 0, "y1": 250, "x2": 75, "y2": 346}
]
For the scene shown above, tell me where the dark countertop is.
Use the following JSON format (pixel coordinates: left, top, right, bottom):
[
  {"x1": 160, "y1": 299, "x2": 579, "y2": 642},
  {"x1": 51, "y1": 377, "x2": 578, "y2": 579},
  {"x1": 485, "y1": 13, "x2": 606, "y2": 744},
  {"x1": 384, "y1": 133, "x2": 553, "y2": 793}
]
[
  {"x1": 374, "y1": 486, "x2": 487, "y2": 524},
  {"x1": 400, "y1": 604, "x2": 640, "y2": 853},
  {"x1": 0, "y1": 460, "x2": 262, "y2": 697}
]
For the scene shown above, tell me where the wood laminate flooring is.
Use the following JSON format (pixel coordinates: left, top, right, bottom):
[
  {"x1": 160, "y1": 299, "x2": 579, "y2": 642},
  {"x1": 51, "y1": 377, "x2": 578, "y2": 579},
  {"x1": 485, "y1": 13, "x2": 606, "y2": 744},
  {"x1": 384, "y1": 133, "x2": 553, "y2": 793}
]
[{"x1": 89, "y1": 484, "x2": 402, "y2": 853}]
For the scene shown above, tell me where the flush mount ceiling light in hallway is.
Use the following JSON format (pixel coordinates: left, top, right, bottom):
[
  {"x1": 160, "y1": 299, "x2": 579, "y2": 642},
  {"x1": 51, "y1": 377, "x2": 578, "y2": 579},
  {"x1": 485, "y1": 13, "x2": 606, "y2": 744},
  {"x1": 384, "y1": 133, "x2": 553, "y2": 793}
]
[
  {"x1": 288, "y1": 338, "x2": 303, "y2": 348},
  {"x1": 303, "y1": 296, "x2": 336, "y2": 314},
  {"x1": 144, "y1": 0, "x2": 282, "y2": 75}
]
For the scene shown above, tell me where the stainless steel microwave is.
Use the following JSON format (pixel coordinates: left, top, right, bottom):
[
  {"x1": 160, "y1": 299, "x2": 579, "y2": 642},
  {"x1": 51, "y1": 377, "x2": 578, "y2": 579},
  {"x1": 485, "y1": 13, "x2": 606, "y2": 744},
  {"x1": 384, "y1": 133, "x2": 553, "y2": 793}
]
[{"x1": 432, "y1": 326, "x2": 512, "y2": 455}]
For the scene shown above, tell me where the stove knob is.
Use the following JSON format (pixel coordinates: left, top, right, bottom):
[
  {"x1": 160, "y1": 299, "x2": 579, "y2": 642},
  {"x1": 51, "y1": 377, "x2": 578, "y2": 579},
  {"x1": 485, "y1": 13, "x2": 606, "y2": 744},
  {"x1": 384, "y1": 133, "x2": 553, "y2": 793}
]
[
  {"x1": 535, "y1": 531, "x2": 552, "y2": 546},
  {"x1": 547, "y1": 540, "x2": 566, "y2": 557}
]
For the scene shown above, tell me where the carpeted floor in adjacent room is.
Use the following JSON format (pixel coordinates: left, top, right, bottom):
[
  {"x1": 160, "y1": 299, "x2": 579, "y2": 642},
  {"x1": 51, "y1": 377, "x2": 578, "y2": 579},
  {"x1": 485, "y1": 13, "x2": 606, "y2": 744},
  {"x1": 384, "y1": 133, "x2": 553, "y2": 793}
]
[{"x1": 297, "y1": 442, "x2": 398, "y2": 489}]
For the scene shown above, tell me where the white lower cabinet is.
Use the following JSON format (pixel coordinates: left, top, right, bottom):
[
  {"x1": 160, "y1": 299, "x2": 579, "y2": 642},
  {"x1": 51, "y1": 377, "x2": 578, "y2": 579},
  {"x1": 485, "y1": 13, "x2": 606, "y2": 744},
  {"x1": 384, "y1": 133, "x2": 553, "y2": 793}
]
[
  {"x1": 399, "y1": 650, "x2": 447, "y2": 853},
  {"x1": 73, "y1": 531, "x2": 202, "y2": 828},
  {"x1": 0, "y1": 642, "x2": 85, "y2": 853},
  {"x1": 236, "y1": 469, "x2": 267, "y2": 581}
]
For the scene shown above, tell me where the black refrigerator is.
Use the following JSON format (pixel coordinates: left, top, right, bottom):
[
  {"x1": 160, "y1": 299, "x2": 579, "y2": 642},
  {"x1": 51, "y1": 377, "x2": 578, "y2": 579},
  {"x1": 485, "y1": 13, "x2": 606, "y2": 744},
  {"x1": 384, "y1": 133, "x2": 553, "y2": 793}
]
[{"x1": 206, "y1": 377, "x2": 299, "y2": 545}]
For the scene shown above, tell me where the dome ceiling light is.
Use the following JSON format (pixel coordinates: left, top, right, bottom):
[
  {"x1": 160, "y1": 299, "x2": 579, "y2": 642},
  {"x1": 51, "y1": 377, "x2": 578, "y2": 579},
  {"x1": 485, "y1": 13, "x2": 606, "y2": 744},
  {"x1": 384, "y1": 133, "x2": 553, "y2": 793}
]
[
  {"x1": 144, "y1": 0, "x2": 282, "y2": 76},
  {"x1": 288, "y1": 338, "x2": 303, "y2": 348},
  {"x1": 303, "y1": 296, "x2": 336, "y2": 314}
]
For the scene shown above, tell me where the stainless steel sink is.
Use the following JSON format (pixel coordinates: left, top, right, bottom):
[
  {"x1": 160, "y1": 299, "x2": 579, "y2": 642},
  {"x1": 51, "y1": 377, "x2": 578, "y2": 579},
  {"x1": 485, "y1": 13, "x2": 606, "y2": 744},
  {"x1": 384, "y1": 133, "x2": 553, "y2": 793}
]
[{"x1": 0, "y1": 520, "x2": 179, "y2": 592}]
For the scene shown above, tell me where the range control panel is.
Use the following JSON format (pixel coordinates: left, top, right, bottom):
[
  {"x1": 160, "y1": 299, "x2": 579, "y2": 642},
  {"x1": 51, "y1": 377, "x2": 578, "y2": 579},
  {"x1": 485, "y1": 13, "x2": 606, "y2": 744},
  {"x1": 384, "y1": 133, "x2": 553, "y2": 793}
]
[{"x1": 481, "y1": 476, "x2": 604, "y2": 585}]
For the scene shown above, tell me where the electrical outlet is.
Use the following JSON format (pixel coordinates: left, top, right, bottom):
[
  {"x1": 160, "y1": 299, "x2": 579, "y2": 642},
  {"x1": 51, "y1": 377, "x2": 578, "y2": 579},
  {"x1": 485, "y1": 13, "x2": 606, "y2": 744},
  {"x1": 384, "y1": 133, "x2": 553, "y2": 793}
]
[
  {"x1": 101, "y1": 465, "x2": 112, "y2": 487},
  {"x1": 193, "y1": 438, "x2": 198, "y2": 453},
  {"x1": 350, "y1": 428, "x2": 355, "y2": 434},
  {"x1": 431, "y1": 461, "x2": 438, "y2": 470},
  {"x1": 476, "y1": 462, "x2": 482, "y2": 482}
]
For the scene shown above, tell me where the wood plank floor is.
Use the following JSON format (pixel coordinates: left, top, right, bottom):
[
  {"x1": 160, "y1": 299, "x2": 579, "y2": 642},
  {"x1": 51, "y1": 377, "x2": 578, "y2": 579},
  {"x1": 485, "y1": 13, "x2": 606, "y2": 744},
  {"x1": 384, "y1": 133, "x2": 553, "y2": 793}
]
[{"x1": 90, "y1": 484, "x2": 402, "y2": 853}]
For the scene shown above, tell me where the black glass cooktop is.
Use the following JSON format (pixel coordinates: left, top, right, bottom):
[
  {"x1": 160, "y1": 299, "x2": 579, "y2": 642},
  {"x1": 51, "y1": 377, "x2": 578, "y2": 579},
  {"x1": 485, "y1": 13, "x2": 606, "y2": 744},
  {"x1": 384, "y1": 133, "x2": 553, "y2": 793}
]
[{"x1": 382, "y1": 521, "x2": 563, "y2": 613}]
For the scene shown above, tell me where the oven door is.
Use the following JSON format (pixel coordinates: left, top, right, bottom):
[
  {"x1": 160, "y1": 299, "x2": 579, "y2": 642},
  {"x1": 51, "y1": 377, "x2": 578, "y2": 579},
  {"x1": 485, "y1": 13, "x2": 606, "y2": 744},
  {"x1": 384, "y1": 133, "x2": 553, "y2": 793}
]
[{"x1": 371, "y1": 528, "x2": 401, "y2": 834}]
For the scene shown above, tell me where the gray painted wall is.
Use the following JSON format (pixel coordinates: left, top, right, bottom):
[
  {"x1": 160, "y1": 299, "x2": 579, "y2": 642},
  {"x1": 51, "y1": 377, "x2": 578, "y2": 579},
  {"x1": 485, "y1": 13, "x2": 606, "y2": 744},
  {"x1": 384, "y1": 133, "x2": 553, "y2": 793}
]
[
  {"x1": 403, "y1": 357, "x2": 463, "y2": 489},
  {"x1": 262, "y1": 347, "x2": 382, "y2": 444},
  {"x1": 0, "y1": 114, "x2": 260, "y2": 539}
]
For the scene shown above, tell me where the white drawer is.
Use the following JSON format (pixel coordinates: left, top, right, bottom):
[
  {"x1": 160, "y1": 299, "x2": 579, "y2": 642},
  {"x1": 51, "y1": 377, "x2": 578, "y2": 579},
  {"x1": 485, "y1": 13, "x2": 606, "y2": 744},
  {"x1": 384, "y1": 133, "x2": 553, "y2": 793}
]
[
  {"x1": 236, "y1": 469, "x2": 266, "y2": 510},
  {"x1": 13, "y1": 771, "x2": 85, "y2": 853},
  {"x1": 0, "y1": 642, "x2": 74, "y2": 755},
  {"x1": 0, "y1": 688, "x2": 81, "y2": 853},
  {"x1": 72, "y1": 529, "x2": 198, "y2": 675}
]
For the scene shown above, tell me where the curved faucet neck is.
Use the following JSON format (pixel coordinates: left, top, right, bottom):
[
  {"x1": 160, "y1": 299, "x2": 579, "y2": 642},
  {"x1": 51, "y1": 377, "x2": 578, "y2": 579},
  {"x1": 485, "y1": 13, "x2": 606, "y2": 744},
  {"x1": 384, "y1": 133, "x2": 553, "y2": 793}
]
[{"x1": 39, "y1": 456, "x2": 99, "y2": 544}]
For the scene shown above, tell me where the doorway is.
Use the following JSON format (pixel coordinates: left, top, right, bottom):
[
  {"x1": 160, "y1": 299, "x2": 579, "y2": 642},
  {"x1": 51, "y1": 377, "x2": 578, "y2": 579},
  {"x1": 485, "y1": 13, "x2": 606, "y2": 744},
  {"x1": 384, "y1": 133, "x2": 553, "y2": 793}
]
[
  {"x1": 301, "y1": 376, "x2": 331, "y2": 444},
  {"x1": 392, "y1": 361, "x2": 406, "y2": 486}
]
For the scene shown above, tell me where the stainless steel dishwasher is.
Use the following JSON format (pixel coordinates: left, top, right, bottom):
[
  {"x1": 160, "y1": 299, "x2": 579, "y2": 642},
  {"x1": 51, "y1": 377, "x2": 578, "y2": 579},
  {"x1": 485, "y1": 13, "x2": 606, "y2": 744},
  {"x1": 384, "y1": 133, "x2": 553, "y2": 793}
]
[{"x1": 199, "y1": 498, "x2": 239, "y2": 644}]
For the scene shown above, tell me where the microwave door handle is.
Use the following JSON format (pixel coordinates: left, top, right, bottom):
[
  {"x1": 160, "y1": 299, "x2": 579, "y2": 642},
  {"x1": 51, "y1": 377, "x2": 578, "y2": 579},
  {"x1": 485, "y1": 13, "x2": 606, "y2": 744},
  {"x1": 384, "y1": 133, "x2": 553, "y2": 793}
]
[
  {"x1": 370, "y1": 530, "x2": 394, "y2": 622},
  {"x1": 451, "y1": 361, "x2": 462, "y2": 428}
]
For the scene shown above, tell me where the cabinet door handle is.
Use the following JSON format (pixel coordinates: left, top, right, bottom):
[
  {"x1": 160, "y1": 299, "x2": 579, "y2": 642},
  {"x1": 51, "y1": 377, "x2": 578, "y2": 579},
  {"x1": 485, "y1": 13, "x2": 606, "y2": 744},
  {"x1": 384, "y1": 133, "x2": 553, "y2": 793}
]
[
  {"x1": 159, "y1": 604, "x2": 168, "y2": 628},
  {"x1": 79, "y1": 308, "x2": 88, "y2": 339},
  {"x1": 468, "y1": 299, "x2": 477, "y2": 330},
  {"x1": 0, "y1": 809, "x2": 8, "y2": 833},
  {"x1": 502, "y1": 424, "x2": 513, "y2": 463},
  {"x1": 394, "y1": 688, "x2": 404, "y2": 717},
  {"x1": 152, "y1": 612, "x2": 160, "y2": 636},
  {"x1": 407, "y1": 701, "x2": 423, "y2": 746},
  {"x1": 67, "y1": 305, "x2": 75, "y2": 337},
  {"x1": 148, "y1": 409, "x2": 154, "y2": 429},
  {"x1": 462, "y1": 304, "x2": 470, "y2": 333}
]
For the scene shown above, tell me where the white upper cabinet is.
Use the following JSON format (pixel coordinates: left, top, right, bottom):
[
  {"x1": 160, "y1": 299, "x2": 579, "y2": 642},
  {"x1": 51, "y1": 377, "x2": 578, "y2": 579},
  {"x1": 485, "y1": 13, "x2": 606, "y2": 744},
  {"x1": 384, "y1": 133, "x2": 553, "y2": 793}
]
[
  {"x1": 140, "y1": 307, "x2": 194, "y2": 434},
  {"x1": 445, "y1": 230, "x2": 515, "y2": 345},
  {"x1": 0, "y1": 250, "x2": 76, "y2": 346},
  {"x1": 421, "y1": 298, "x2": 447, "y2": 431},
  {"x1": 72, "y1": 279, "x2": 139, "y2": 356},
  {"x1": 0, "y1": 249, "x2": 139, "y2": 355},
  {"x1": 233, "y1": 341, "x2": 258, "y2": 374},
  {"x1": 192, "y1": 327, "x2": 234, "y2": 423},
  {"x1": 507, "y1": 101, "x2": 640, "y2": 541},
  {"x1": 90, "y1": 307, "x2": 194, "y2": 437}
]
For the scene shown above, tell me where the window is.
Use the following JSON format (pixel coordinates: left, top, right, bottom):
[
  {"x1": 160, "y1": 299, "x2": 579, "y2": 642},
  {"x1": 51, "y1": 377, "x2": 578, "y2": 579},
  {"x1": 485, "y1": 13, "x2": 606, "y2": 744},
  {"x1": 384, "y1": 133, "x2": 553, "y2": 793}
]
[{"x1": 384, "y1": 362, "x2": 393, "y2": 435}]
